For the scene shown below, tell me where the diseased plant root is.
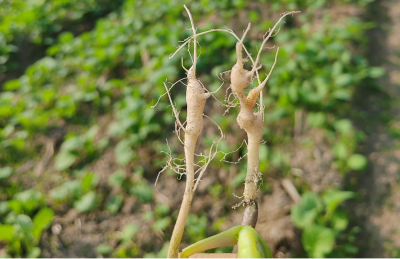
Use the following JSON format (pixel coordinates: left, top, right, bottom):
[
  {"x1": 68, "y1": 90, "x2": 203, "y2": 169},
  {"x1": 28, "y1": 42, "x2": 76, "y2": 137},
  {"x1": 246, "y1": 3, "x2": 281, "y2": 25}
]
[
  {"x1": 228, "y1": 12, "x2": 299, "y2": 227},
  {"x1": 165, "y1": 5, "x2": 218, "y2": 258},
  {"x1": 155, "y1": 5, "x2": 300, "y2": 258}
]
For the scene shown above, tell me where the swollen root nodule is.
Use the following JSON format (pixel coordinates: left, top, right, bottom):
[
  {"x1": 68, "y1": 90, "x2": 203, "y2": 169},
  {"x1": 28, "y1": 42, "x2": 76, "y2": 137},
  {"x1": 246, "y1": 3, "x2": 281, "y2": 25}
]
[
  {"x1": 231, "y1": 42, "x2": 266, "y2": 220},
  {"x1": 186, "y1": 67, "x2": 211, "y2": 138}
]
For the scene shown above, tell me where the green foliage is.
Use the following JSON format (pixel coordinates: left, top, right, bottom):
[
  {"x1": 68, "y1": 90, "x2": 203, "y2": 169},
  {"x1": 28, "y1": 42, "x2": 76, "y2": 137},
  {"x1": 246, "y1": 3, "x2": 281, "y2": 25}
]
[
  {"x1": 120, "y1": 223, "x2": 139, "y2": 243},
  {"x1": 0, "y1": 0, "x2": 124, "y2": 81},
  {"x1": 291, "y1": 190, "x2": 356, "y2": 257},
  {"x1": 347, "y1": 154, "x2": 368, "y2": 170},
  {"x1": 154, "y1": 204, "x2": 170, "y2": 218},
  {"x1": 143, "y1": 242, "x2": 169, "y2": 258},
  {"x1": 0, "y1": 0, "x2": 382, "y2": 257},
  {"x1": 153, "y1": 217, "x2": 172, "y2": 232},
  {"x1": 13, "y1": 189, "x2": 44, "y2": 214},
  {"x1": 291, "y1": 192, "x2": 323, "y2": 228},
  {"x1": 106, "y1": 194, "x2": 124, "y2": 214},
  {"x1": 97, "y1": 244, "x2": 114, "y2": 255},
  {"x1": 130, "y1": 181, "x2": 154, "y2": 203},
  {"x1": 50, "y1": 171, "x2": 99, "y2": 204},
  {"x1": 0, "y1": 180, "x2": 54, "y2": 257},
  {"x1": 55, "y1": 126, "x2": 101, "y2": 171},
  {"x1": 0, "y1": 166, "x2": 13, "y2": 180},
  {"x1": 186, "y1": 214, "x2": 208, "y2": 242},
  {"x1": 108, "y1": 169, "x2": 126, "y2": 187},
  {"x1": 74, "y1": 191, "x2": 100, "y2": 213},
  {"x1": 302, "y1": 224, "x2": 335, "y2": 258}
]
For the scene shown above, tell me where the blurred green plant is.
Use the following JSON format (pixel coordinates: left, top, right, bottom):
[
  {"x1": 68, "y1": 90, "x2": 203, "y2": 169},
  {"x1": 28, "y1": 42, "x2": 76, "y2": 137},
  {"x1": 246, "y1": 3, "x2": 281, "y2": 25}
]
[
  {"x1": 291, "y1": 190, "x2": 357, "y2": 258},
  {"x1": 0, "y1": 0, "x2": 383, "y2": 257},
  {"x1": 0, "y1": 0, "x2": 124, "y2": 81},
  {"x1": 0, "y1": 171, "x2": 54, "y2": 257}
]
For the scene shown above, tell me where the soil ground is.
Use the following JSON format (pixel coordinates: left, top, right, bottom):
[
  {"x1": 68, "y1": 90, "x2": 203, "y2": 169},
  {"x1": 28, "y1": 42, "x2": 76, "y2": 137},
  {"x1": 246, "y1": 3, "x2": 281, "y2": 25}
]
[{"x1": 351, "y1": 0, "x2": 400, "y2": 257}]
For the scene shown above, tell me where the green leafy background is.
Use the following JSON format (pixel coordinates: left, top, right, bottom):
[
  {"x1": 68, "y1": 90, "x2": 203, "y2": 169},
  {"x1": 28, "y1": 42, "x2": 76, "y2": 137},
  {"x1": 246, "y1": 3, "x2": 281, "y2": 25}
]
[{"x1": 0, "y1": 0, "x2": 397, "y2": 257}]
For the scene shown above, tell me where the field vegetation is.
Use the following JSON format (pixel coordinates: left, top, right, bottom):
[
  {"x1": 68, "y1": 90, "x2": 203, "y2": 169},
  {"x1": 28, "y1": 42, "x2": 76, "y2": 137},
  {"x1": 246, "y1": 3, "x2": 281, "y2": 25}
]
[{"x1": 0, "y1": 0, "x2": 396, "y2": 257}]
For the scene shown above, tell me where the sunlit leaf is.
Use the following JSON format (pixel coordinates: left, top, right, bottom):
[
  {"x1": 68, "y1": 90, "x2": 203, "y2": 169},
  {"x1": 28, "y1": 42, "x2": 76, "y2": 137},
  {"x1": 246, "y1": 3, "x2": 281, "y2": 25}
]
[
  {"x1": 120, "y1": 223, "x2": 139, "y2": 243},
  {"x1": 108, "y1": 170, "x2": 126, "y2": 187},
  {"x1": 96, "y1": 244, "x2": 114, "y2": 255},
  {"x1": 291, "y1": 192, "x2": 323, "y2": 228},
  {"x1": 130, "y1": 182, "x2": 153, "y2": 202},
  {"x1": 54, "y1": 152, "x2": 77, "y2": 171},
  {"x1": 153, "y1": 217, "x2": 171, "y2": 231},
  {"x1": 74, "y1": 191, "x2": 100, "y2": 213},
  {"x1": 322, "y1": 190, "x2": 354, "y2": 217},
  {"x1": 32, "y1": 208, "x2": 54, "y2": 243},
  {"x1": 0, "y1": 166, "x2": 13, "y2": 180},
  {"x1": 302, "y1": 224, "x2": 335, "y2": 258},
  {"x1": 347, "y1": 154, "x2": 367, "y2": 170},
  {"x1": 0, "y1": 225, "x2": 14, "y2": 241}
]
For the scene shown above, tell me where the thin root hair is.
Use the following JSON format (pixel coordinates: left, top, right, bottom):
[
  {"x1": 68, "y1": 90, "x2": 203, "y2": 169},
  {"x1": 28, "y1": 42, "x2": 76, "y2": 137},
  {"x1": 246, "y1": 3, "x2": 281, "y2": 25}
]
[
  {"x1": 151, "y1": 78, "x2": 187, "y2": 109},
  {"x1": 155, "y1": 140, "x2": 187, "y2": 186},
  {"x1": 220, "y1": 139, "x2": 248, "y2": 164}
]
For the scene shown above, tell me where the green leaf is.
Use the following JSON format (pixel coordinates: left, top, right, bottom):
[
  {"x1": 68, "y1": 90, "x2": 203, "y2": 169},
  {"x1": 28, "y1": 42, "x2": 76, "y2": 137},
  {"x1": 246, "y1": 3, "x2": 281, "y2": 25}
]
[
  {"x1": 156, "y1": 243, "x2": 170, "y2": 258},
  {"x1": 13, "y1": 189, "x2": 44, "y2": 213},
  {"x1": 291, "y1": 192, "x2": 323, "y2": 228},
  {"x1": 153, "y1": 217, "x2": 171, "y2": 231},
  {"x1": 0, "y1": 201, "x2": 9, "y2": 215},
  {"x1": 63, "y1": 180, "x2": 83, "y2": 200},
  {"x1": 154, "y1": 204, "x2": 170, "y2": 217},
  {"x1": 333, "y1": 142, "x2": 347, "y2": 160},
  {"x1": 81, "y1": 172, "x2": 99, "y2": 192},
  {"x1": 16, "y1": 214, "x2": 33, "y2": 232},
  {"x1": 186, "y1": 214, "x2": 207, "y2": 242},
  {"x1": 106, "y1": 194, "x2": 124, "y2": 215},
  {"x1": 120, "y1": 223, "x2": 139, "y2": 243},
  {"x1": 322, "y1": 190, "x2": 354, "y2": 217},
  {"x1": 347, "y1": 154, "x2": 367, "y2": 170},
  {"x1": 49, "y1": 185, "x2": 69, "y2": 201},
  {"x1": 85, "y1": 125, "x2": 99, "y2": 140},
  {"x1": 3, "y1": 79, "x2": 21, "y2": 91},
  {"x1": 334, "y1": 74, "x2": 352, "y2": 87},
  {"x1": 306, "y1": 112, "x2": 325, "y2": 128},
  {"x1": 230, "y1": 171, "x2": 246, "y2": 188},
  {"x1": 108, "y1": 169, "x2": 126, "y2": 187},
  {"x1": 302, "y1": 224, "x2": 335, "y2": 258},
  {"x1": 60, "y1": 136, "x2": 82, "y2": 151},
  {"x1": 142, "y1": 211, "x2": 154, "y2": 222},
  {"x1": 15, "y1": 214, "x2": 34, "y2": 249},
  {"x1": 115, "y1": 139, "x2": 134, "y2": 165},
  {"x1": 130, "y1": 182, "x2": 153, "y2": 202},
  {"x1": 331, "y1": 210, "x2": 349, "y2": 231},
  {"x1": 59, "y1": 32, "x2": 74, "y2": 43},
  {"x1": 55, "y1": 151, "x2": 77, "y2": 171},
  {"x1": 8, "y1": 200, "x2": 22, "y2": 214},
  {"x1": 96, "y1": 244, "x2": 114, "y2": 255},
  {"x1": 0, "y1": 166, "x2": 13, "y2": 180},
  {"x1": 0, "y1": 225, "x2": 14, "y2": 241},
  {"x1": 369, "y1": 67, "x2": 384, "y2": 78},
  {"x1": 341, "y1": 244, "x2": 358, "y2": 254},
  {"x1": 27, "y1": 247, "x2": 41, "y2": 258},
  {"x1": 32, "y1": 208, "x2": 54, "y2": 243},
  {"x1": 334, "y1": 119, "x2": 352, "y2": 135},
  {"x1": 74, "y1": 191, "x2": 100, "y2": 213},
  {"x1": 144, "y1": 253, "x2": 157, "y2": 258},
  {"x1": 333, "y1": 89, "x2": 351, "y2": 100}
]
